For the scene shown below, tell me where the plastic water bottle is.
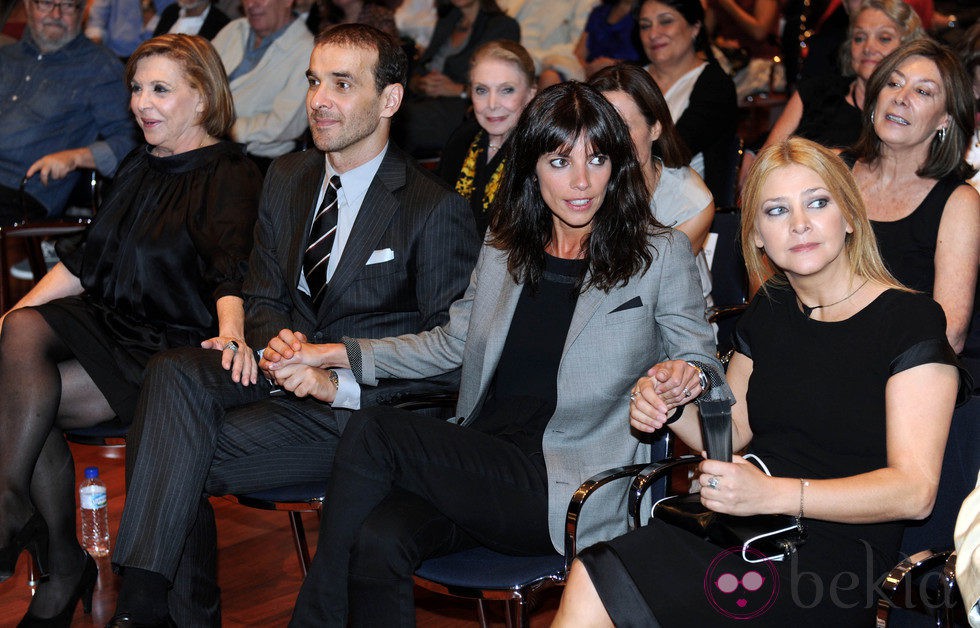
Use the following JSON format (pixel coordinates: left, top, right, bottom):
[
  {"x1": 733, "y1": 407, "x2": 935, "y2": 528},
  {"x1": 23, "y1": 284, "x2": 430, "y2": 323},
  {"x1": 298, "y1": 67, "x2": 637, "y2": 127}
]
[{"x1": 79, "y1": 466, "x2": 110, "y2": 557}]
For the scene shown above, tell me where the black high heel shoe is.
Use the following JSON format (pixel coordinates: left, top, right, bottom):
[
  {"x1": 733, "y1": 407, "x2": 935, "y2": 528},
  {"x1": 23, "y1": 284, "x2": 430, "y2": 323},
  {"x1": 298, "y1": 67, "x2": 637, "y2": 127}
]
[
  {"x1": 0, "y1": 510, "x2": 49, "y2": 583},
  {"x1": 17, "y1": 552, "x2": 97, "y2": 628}
]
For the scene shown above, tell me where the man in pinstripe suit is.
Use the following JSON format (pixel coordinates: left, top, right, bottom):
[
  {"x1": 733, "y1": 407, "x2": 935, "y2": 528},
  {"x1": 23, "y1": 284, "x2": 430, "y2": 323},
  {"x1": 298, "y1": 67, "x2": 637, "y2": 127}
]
[{"x1": 107, "y1": 24, "x2": 480, "y2": 627}]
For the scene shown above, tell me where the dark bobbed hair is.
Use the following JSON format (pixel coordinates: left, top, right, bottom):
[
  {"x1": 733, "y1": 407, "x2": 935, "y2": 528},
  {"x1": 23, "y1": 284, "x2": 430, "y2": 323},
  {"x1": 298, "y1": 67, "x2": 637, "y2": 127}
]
[
  {"x1": 588, "y1": 63, "x2": 691, "y2": 169},
  {"x1": 853, "y1": 39, "x2": 976, "y2": 181},
  {"x1": 638, "y1": 0, "x2": 713, "y2": 61},
  {"x1": 741, "y1": 137, "x2": 905, "y2": 293},
  {"x1": 488, "y1": 81, "x2": 666, "y2": 293},
  {"x1": 126, "y1": 34, "x2": 235, "y2": 138},
  {"x1": 315, "y1": 23, "x2": 408, "y2": 92}
]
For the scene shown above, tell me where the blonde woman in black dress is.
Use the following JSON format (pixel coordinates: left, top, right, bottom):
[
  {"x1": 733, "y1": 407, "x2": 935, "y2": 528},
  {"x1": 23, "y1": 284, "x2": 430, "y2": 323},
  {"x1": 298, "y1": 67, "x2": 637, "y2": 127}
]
[{"x1": 0, "y1": 34, "x2": 261, "y2": 626}]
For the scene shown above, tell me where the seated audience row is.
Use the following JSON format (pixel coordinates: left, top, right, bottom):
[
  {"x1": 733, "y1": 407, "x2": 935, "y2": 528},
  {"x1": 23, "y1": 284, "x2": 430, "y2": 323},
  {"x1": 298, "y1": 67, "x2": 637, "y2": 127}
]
[{"x1": 0, "y1": 2, "x2": 977, "y2": 624}]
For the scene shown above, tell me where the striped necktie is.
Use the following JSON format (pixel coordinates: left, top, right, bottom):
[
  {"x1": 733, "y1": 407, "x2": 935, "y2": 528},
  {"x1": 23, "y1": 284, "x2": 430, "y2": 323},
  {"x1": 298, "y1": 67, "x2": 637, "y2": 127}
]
[{"x1": 303, "y1": 174, "x2": 341, "y2": 306}]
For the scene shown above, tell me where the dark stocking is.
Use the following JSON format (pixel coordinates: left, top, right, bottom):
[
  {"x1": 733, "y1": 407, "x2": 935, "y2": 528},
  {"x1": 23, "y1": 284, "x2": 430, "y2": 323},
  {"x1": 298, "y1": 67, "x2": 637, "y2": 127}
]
[{"x1": 0, "y1": 310, "x2": 115, "y2": 617}]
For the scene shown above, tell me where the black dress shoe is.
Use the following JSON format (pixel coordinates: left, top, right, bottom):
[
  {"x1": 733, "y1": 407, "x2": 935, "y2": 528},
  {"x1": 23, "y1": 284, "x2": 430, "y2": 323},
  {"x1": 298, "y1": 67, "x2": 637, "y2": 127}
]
[
  {"x1": 0, "y1": 510, "x2": 49, "y2": 583},
  {"x1": 104, "y1": 613, "x2": 176, "y2": 628},
  {"x1": 17, "y1": 553, "x2": 97, "y2": 628}
]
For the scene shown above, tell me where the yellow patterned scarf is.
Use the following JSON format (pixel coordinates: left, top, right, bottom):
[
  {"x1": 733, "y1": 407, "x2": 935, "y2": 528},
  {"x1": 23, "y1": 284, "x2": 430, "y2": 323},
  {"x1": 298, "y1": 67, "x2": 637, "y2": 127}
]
[{"x1": 454, "y1": 130, "x2": 506, "y2": 215}]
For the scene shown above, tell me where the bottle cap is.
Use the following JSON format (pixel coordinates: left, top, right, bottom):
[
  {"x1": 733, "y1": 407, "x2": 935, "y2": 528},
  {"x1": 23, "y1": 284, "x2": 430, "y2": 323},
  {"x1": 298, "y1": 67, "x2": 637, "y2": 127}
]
[{"x1": 84, "y1": 466, "x2": 99, "y2": 479}]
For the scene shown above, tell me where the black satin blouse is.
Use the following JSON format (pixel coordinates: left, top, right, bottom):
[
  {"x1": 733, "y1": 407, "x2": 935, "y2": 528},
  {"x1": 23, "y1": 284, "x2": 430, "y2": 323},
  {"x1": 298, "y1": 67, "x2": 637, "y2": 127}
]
[{"x1": 57, "y1": 141, "x2": 261, "y2": 333}]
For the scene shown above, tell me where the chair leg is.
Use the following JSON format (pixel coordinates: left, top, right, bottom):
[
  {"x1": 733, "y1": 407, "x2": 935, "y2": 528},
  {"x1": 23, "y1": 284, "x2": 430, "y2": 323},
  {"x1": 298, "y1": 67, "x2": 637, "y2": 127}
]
[
  {"x1": 27, "y1": 559, "x2": 39, "y2": 589},
  {"x1": 475, "y1": 600, "x2": 489, "y2": 628},
  {"x1": 288, "y1": 511, "x2": 311, "y2": 576},
  {"x1": 504, "y1": 598, "x2": 526, "y2": 628}
]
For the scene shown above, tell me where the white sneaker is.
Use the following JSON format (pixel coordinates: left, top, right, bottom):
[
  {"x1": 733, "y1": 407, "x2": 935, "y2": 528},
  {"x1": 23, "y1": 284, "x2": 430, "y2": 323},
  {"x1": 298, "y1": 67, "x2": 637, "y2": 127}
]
[{"x1": 10, "y1": 240, "x2": 59, "y2": 281}]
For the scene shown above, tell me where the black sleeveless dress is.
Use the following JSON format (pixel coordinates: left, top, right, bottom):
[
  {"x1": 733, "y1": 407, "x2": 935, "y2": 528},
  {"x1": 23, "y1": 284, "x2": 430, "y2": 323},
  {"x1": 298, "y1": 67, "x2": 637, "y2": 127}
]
[{"x1": 578, "y1": 285, "x2": 966, "y2": 627}]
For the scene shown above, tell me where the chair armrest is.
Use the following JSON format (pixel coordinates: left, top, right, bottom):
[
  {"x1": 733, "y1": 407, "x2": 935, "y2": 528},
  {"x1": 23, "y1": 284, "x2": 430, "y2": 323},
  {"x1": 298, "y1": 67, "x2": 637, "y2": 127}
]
[
  {"x1": 563, "y1": 463, "x2": 653, "y2": 573},
  {"x1": 706, "y1": 303, "x2": 748, "y2": 325},
  {"x1": 628, "y1": 454, "x2": 703, "y2": 531},
  {"x1": 875, "y1": 548, "x2": 954, "y2": 627}
]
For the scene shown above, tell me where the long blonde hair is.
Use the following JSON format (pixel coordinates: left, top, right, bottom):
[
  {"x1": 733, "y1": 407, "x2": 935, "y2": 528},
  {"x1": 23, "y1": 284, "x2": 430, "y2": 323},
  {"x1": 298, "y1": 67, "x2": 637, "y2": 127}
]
[{"x1": 740, "y1": 138, "x2": 906, "y2": 292}]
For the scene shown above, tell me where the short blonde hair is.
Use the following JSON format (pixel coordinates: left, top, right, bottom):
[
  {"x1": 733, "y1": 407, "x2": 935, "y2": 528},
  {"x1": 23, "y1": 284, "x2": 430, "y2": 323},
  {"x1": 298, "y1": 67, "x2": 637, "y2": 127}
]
[
  {"x1": 841, "y1": 0, "x2": 924, "y2": 77},
  {"x1": 469, "y1": 40, "x2": 536, "y2": 87},
  {"x1": 740, "y1": 138, "x2": 904, "y2": 291},
  {"x1": 126, "y1": 34, "x2": 235, "y2": 138}
]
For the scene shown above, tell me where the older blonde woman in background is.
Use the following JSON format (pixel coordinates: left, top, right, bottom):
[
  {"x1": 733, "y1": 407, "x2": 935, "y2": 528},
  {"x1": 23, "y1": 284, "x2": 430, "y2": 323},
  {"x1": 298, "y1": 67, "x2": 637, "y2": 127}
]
[
  {"x1": 437, "y1": 40, "x2": 536, "y2": 233},
  {"x1": 765, "y1": 0, "x2": 924, "y2": 151}
]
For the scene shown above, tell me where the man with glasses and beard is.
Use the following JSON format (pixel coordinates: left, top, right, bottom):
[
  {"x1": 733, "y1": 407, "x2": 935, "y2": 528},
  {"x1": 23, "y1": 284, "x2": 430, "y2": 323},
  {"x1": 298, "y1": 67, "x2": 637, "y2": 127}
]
[{"x1": 0, "y1": 0, "x2": 137, "y2": 224}]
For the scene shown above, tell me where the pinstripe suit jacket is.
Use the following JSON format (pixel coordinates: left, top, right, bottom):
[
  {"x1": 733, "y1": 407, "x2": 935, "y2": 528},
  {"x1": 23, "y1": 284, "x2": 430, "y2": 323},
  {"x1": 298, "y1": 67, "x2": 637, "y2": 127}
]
[
  {"x1": 354, "y1": 232, "x2": 731, "y2": 552},
  {"x1": 243, "y1": 145, "x2": 480, "y2": 402}
]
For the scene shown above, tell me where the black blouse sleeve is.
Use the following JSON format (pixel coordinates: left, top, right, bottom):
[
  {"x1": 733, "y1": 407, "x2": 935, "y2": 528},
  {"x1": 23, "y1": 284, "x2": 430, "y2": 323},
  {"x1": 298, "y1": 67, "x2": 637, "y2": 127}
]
[
  {"x1": 675, "y1": 63, "x2": 738, "y2": 158},
  {"x1": 187, "y1": 151, "x2": 262, "y2": 302},
  {"x1": 55, "y1": 146, "x2": 144, "y2": 277}
]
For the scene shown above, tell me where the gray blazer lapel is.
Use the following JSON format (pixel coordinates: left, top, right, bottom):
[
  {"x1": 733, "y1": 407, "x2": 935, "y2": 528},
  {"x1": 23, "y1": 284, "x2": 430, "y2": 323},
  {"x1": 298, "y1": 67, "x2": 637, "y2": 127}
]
[
  {"x1": 317, "y1": 149, "x2": 406, "y2": 317},
  {"x1": 562, "y1": 279, "x2": 606, "y2": 357}
]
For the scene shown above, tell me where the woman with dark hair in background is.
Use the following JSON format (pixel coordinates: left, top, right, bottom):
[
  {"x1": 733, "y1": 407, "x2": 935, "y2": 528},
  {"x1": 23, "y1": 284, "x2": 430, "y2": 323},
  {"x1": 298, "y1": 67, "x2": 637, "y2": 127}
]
[
  {"x1": 437, "y1": 39, "x2": 536, "y2": 233},
  {"x1": 590, "y1": 63, "x2": 715, "y2": 307},
  {"x1": 395, "y1": 0, "x2": 519, "y2": 156},
  {"x1": 848, "y1": 38, "x2": 978, "y2": 365},
  {"x1": 270, "y1": 80, "x2": 728, "y2": 626},
  {"x1": 0, "y1": 34, "x2": 261, "y2": 626},
  {"x1": 637, "y1": 0, "x2": 738, "y2": 204}
]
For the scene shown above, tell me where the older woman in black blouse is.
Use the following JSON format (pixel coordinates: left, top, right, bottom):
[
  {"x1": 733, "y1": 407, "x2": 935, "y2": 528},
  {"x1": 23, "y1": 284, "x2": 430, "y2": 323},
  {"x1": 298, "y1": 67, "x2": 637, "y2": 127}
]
[{"x1": 0, "y1": 34, "x2": 260, "y2": 625}]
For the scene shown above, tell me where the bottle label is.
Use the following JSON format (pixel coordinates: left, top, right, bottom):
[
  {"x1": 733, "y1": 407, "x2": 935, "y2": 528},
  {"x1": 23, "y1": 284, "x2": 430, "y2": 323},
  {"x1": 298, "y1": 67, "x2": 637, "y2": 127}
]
[{"x1": 80, "y1": 485, "x2": 107, "y2": 510}]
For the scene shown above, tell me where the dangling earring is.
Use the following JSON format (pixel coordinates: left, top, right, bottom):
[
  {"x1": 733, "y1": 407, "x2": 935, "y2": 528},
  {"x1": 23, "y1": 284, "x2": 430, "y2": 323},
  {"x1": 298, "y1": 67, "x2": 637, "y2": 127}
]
[
  {"x1": 869, "y1": 110, "x2": 875, "y2": 124},
  {"x1": 938, "y1": 127, "x2": 947, "y2": 142}
]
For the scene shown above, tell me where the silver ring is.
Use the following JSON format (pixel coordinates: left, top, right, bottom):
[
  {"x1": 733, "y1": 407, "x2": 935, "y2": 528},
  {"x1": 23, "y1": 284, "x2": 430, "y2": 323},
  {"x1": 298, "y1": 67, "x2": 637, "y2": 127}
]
[
  {"x1": 707, "y1": 476, "x2": 719, "y2": 490},
  {"x1": 683, "y1": 388, "x2": 691, "y2": 398},
  {"x1": 223, "y1": 340, "x2": 239, "y2": 352},
  {"x1": 629, "y1": 392, "x2": 637, "y2": 403}
]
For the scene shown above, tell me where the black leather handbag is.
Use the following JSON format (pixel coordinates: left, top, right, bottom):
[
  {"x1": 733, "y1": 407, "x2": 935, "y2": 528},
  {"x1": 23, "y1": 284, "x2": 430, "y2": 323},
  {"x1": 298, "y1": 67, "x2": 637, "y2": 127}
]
[{"x1": 651, "y1": 399, "x2": 807, "y2": 563}]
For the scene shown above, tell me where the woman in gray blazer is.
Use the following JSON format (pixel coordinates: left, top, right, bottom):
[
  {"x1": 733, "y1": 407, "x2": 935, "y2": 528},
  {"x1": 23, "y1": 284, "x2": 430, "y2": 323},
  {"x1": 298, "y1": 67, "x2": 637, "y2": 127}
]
[{"x1": 265, "y1": 81, "x2": 729, "y2": 626}]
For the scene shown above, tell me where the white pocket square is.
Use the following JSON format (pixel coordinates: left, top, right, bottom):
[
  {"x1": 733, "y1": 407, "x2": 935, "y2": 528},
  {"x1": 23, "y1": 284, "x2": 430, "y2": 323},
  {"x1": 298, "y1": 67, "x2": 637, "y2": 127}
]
[{"x1": 366, "y1": 248, "x2": 395, "y2": 265}]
